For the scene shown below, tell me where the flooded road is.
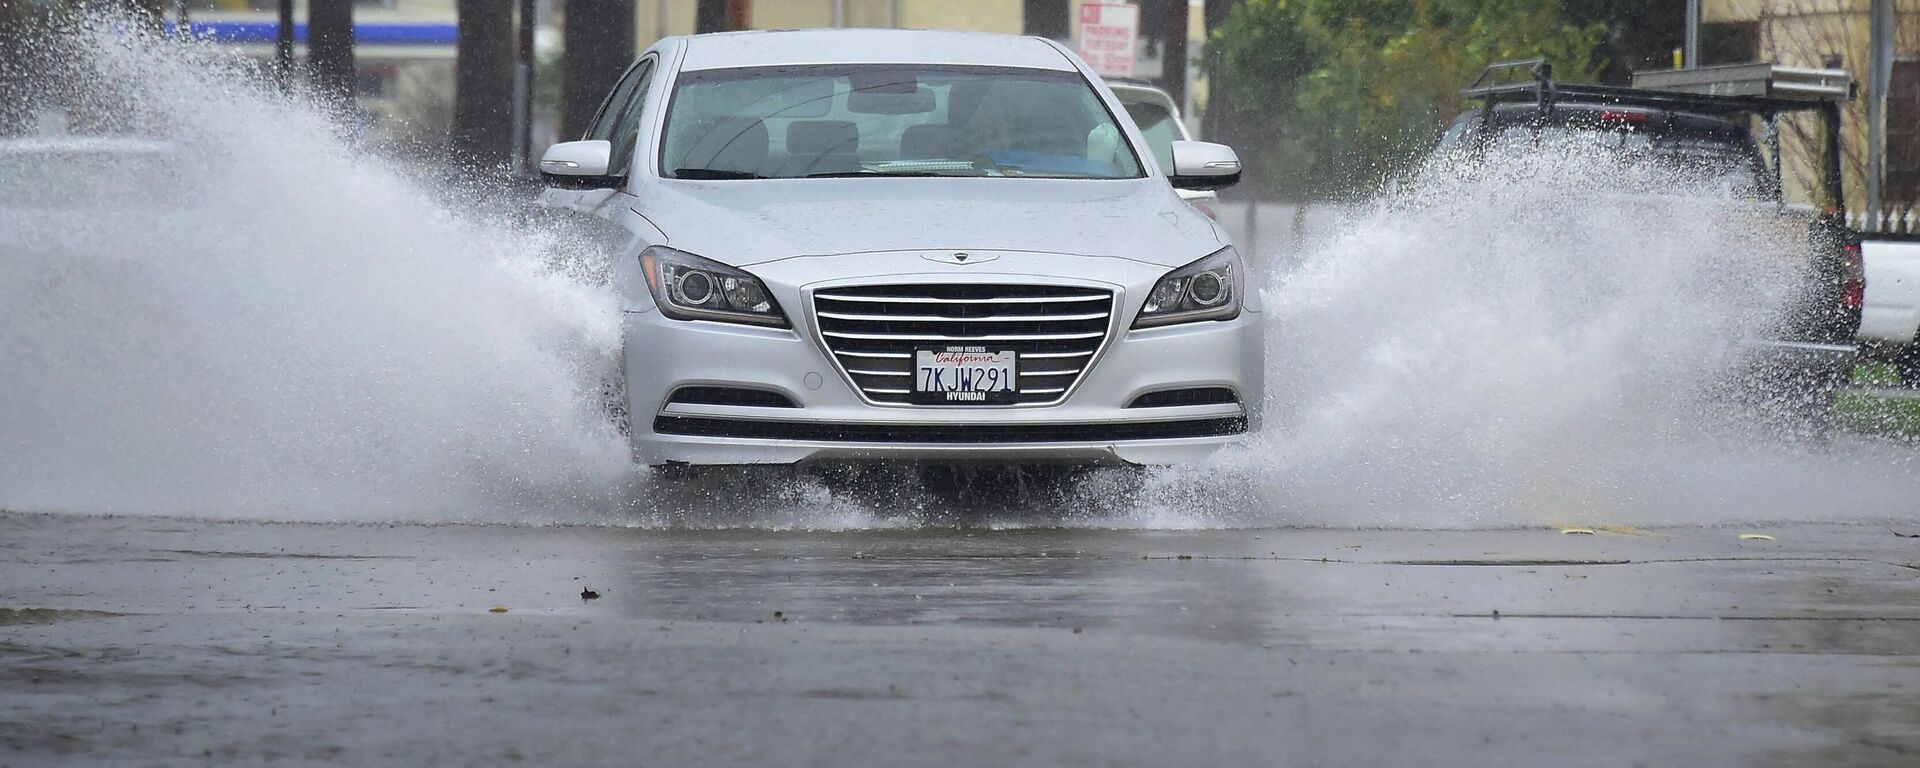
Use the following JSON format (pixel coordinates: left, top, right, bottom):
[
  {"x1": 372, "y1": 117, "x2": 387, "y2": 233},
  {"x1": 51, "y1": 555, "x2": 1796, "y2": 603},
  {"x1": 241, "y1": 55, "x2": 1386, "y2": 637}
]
[
  {"x1": 4, "y1": 511, "x2": 1917, "y2": 766},
  {"x1": 6, "y1": 19, "x2": 1920, "y2": 767}
]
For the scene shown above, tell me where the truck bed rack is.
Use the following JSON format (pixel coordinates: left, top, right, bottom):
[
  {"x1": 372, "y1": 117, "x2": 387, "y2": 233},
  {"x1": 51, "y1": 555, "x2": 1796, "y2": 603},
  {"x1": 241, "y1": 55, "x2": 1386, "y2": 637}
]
[
  {"x1": 1461, "y1": 59, "x2": 1855, "y2": 207},
  {"x1": 1461, "y1": 59, "x2": 1853, "y2": 117}
]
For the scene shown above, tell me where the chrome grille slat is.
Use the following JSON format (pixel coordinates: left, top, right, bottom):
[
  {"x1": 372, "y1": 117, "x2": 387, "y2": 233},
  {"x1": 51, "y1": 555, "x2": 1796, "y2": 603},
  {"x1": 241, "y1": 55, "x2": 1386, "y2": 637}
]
[
  {"x1": 816, "y1": 293, "x2": 1109, "y2": 305},
  {"x1": 817, "y1": 310, "x2": 1110, "y2": 323},
  {"x1": 823, "y1": 330, "x2": 1106, "y2": 342},
  {"x1": 1022, "y1": 350, "x2": 1095, "y2": 359},
  {"x1": 834, "y1": 350, "x2": 912, "y2": 359},
  {"x1": 814, "y1": 283, "x2": 1115, "y2": 406}
]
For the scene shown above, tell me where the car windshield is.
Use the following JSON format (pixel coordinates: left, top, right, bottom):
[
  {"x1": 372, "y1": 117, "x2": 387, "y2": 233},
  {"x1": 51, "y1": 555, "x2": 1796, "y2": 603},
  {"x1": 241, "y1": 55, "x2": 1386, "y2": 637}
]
[
  {"x1": 1118, "y1": 97, "x2": 1181, "y2": 175},
  {"x1": 660, "y1": 65, "x2": 1145, "y2": 180}
]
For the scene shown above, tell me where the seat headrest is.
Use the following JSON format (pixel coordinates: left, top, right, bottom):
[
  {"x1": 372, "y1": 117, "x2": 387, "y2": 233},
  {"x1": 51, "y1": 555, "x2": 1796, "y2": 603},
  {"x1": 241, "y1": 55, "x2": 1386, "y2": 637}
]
[
  {"x1": 786, "y1": 120, "x2": 859, "y2": 156},
  {"x1": 900, "y1": 124, "x2": 962, "y2": 159},
  {"x1": 679, "y1": 117, "x2": 769, "y2": 174}
]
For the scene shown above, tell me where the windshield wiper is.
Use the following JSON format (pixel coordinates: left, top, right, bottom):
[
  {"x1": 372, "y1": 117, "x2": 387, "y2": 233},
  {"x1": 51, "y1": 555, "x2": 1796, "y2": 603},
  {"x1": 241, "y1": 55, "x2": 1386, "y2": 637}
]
[
  {"x1": 674, "y1": 168, "x2": 982, "y2": 180},
  {"x1": 966, "y1": 160, "x2": 1034, "y2": 177},
  {"x1": 671, "y1": 168, "x2": 771, "y2": 180},
  {"x1": 798, "y1": 170, "x2": 978, "y2": 179}
]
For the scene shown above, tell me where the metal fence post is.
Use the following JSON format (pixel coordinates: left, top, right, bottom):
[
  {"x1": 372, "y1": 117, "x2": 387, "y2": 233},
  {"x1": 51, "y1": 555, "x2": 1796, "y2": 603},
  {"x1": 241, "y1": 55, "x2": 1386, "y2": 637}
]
[{"x1": 1865, "y1": 0, "x2": 1893, "y2": 232}]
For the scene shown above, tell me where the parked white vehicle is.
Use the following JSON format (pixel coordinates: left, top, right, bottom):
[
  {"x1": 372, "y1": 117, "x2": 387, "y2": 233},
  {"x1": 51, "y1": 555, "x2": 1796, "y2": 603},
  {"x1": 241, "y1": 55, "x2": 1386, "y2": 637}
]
[
  {"x1": 539, "y1": 29, "x2": 1260, "y2": 468},
  {"x1": 1106, "y1": 79, "x2": 1220, "y2": 220},
  {"x1": 1855, "y1": 234, "x2": 1920, "y2": 385},
  {"x1": 0, "y1": 136, "x2": 190, "y2": 210}
]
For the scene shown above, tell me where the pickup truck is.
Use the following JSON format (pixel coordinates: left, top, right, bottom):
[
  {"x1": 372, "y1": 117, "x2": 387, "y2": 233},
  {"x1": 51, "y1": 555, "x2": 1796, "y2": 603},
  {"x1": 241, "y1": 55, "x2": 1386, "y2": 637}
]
[
  {"x1": 1438, "y1": 61, "x2": 1864, "y2": 430},
  {"x1": 1856, "y1": 234, "x2": 1920, "y2": 384}
]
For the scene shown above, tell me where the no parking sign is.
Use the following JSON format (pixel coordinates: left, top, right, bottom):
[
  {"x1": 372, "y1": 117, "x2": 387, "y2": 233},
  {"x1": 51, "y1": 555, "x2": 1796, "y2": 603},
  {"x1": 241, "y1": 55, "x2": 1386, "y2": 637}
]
[{"x1": 1076, "y1": 2, "x2": 1138, "y2": 78}]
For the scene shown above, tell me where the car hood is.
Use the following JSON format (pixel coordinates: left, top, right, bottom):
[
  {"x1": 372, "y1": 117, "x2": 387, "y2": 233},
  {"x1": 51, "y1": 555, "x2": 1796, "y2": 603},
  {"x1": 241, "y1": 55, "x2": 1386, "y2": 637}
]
[{"x1": 633, "y1": 177, "x2": 1227, "y2": 268}]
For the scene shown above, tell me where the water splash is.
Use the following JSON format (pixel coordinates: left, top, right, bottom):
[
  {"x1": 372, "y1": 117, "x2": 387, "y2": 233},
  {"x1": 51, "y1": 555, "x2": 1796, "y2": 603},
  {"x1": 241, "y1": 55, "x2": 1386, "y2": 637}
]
[
  {"x1": 1128, "y1": 138, "x2": 1920, "y2": 528},
  {"x1": 0, "y1": 19, "x2": 633, "y2": 520},
  {"x1": 2, "y1": 21, "x2": 1913, "y2": 529}
]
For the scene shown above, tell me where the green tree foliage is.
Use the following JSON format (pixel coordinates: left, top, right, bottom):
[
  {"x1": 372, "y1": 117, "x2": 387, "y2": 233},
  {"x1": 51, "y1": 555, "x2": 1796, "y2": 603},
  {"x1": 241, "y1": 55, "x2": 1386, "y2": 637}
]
[{"x1": 1212, "y1": 0, "x2": 1605, "y2": 198}]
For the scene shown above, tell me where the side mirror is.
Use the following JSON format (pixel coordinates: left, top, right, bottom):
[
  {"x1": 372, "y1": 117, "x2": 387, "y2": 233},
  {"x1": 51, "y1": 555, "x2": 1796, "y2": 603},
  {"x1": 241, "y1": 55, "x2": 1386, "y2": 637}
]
[
  {"x1": 538, "y1": 140, "x2": 620, "y2": 188},
  {"x1": 1169, "y1": 140, "x2": 1241, "y2": 191}
]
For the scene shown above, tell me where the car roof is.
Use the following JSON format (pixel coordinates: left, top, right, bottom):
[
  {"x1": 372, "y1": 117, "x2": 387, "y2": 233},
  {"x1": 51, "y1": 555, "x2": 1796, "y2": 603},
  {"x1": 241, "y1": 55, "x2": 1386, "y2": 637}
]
[{"x1": 674, "y1": 28, "x2": 1077, "y2": 72}]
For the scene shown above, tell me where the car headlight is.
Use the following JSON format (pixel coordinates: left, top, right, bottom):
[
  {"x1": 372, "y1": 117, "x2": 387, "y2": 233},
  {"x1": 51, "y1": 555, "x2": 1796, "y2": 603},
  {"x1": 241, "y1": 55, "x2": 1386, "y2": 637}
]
[
  {"x1": 1132, "y1": 247, "x2": 1242, "y2": 329},
  {"x1": 639, "y1": 246, "x2": 789, "y2": 328}
]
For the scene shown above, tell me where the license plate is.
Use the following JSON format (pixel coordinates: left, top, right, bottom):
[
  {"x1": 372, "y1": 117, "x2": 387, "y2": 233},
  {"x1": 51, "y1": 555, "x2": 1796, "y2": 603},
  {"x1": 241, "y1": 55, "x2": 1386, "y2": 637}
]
[{"x1": 912, "y1": 347, "x2": 1017, "y2": 404}]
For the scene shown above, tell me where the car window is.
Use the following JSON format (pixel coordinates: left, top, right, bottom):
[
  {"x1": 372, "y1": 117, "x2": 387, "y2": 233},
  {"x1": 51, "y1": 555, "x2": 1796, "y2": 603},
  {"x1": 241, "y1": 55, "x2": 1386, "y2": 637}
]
[
  {"x1": 604, "y1": 61, "x2": 657, "y2": 175},
  {"x1": 588, "y1": 60, "x2": 651, "y2": 141},
  {"x1": 1120, "y1": 100, "x2": 1181, "y2": 174},
  {"x1": 659, "y1": 65, "x2": 1145, "y2": 180}
]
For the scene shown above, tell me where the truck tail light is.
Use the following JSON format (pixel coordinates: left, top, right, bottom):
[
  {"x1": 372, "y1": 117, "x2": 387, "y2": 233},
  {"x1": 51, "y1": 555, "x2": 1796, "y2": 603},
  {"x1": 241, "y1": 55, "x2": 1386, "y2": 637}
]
[{"x1": 1841, "y1": 242, "x2": 1864, "y2": 309}]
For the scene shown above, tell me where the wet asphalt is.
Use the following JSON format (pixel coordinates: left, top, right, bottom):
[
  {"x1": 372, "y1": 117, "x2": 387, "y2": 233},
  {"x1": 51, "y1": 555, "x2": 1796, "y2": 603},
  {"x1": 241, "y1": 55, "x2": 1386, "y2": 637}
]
[{"x1": 2, "y1": 512, "x2": 1917, "y2": 766}]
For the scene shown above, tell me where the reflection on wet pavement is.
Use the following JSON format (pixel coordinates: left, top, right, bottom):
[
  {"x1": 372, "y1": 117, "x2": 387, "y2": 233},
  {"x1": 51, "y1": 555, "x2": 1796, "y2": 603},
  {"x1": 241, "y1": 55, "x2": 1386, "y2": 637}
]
[{"x1": 3, "y1": 513, "x2": 1917, "y2": 766}]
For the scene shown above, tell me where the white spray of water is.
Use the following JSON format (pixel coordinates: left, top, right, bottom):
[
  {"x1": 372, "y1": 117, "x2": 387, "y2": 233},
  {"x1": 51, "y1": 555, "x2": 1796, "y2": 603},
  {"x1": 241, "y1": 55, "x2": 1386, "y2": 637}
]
[
  {"x1": 2, "y1": 25, "x2": 1913, "y2": 528},
  {"x1": 1129, "y1": 140, "x2": 1920, "y2": 528},
  {"x1": 0, "y1": 22, "x2": 633, "y2": 521}
]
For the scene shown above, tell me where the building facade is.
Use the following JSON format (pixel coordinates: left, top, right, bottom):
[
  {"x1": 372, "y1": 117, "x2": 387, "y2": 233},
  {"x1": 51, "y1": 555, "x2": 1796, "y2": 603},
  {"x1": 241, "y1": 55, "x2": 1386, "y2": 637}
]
[{"x1": 1706, "y1": 0, "x2": 1920, "y2": 214}]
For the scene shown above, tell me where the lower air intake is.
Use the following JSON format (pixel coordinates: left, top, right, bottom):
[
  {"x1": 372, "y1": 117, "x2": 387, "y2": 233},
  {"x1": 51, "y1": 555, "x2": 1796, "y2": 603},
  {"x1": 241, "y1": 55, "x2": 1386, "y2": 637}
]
[
  {"x1": 652, "y1": 416, "x2": 1246, "y2": 443},
  {"x1": 665, "y1": 386, "x2": 799, "y2": 408},
  {"x1": 1126, "y1": 387, "x2": 1241, "y2": 408}
]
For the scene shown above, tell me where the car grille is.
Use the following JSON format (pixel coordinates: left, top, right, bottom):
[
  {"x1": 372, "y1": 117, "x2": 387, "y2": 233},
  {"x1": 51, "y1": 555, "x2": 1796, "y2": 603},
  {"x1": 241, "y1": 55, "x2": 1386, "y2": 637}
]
[{"x1": 812, "y1": 283, "x2": 1116, "y2": 405}]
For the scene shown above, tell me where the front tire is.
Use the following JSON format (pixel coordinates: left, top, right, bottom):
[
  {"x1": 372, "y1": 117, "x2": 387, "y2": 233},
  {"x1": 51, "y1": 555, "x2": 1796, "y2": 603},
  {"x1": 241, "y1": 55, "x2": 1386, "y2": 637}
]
[{"x1": 601, "y1": 346, "x2": 632, "y2": 439}]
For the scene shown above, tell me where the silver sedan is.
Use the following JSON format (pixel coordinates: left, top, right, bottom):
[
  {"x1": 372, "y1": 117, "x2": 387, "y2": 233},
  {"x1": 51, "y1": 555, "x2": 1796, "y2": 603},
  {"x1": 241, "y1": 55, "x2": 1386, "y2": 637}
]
[{"x1": 539, "y1": 28, "x2": 1262, "y2": 468}]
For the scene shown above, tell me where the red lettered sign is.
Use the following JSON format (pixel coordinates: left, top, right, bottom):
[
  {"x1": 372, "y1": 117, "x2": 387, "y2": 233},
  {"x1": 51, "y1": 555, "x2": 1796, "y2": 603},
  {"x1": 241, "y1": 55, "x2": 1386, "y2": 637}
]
[{"x1": 1076, "y1": 2, "x2": 1139, "y2": 78}]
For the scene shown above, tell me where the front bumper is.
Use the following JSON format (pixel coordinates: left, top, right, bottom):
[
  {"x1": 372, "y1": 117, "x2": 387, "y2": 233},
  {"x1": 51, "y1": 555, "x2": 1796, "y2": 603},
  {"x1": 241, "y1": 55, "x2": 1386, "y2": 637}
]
[{"x1": 624, "y1": 292, "x2": 1264, "y2": 466}]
